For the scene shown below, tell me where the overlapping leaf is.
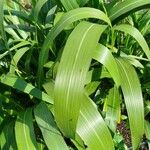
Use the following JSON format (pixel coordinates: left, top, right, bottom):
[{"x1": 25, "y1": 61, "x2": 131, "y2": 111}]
[
  {"x1": 113, "y1": 24, "x2": 150, "y2": 60},
  {"x1": 116, "y1": 57, "x2": 144, "y2": 149},
  {"x1": 60, "y1": 0, "x2": 79, "y2": 11},
  {"x1": 108, "y1": 0, "x2": 150, "y2": 22},
  {"x1": 15, "y1": 108, "x2": 37, "y2": 150},
  {"x1": 77, "y1": 94, "x2": 114, "y2": 150},
  {"x1": 37, "y1": 7, "x2": 111, "y2": 86},
  {"x1": 54, "y1": 21, "x2": 107, "y2": 138},
  {"x1": 103, "y1": 86, "x2": 121, "y2": 132},
  {"x1": 93, "y1": 44, "x2": 120, "y2": 87},
  {"x1": 34, "y1": 102, "x2": 68, "y2": 150}
]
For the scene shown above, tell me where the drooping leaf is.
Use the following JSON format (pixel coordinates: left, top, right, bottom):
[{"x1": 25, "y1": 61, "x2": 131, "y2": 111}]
[
  {"x1": 54, "y1": 21, "x2": 107, "y2": 138},
  {"x1": 15, "y1": 108, "x2": 38, "y2": 150},
  {"x1": 108, "y1": 0, "x2": 150, "y2": 22},
  {"x1": 34, "y1": 102, "x2": 69, "y2": 150},
  {"x1": 37, "y1": 7, "x2": 111, "y2": 86},
  {"x1": 113, "y1": 24, "x2": 150, "y2": 60},
  {"x1": 93, "y1": 44, "x2": 120, "y2": 87},
  {"x1": 116, "y1": 57, "x2": 144, "y2": 149},
  {"x1": 77, "y1": 94, "x2": 114, "y2": 150}
]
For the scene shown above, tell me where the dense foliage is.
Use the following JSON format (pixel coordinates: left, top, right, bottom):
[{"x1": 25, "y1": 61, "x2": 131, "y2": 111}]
[{"x1": 0, "y1": 0, "x2": 150, "y2": 149}]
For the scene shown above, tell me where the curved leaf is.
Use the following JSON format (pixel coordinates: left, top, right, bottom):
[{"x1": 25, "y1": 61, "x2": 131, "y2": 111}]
[
  {"x1": 113, "y1": 24, "x2": 150, "y2": 60},
  {"x1": 108, "y1": 0, "x2": 150, "y2": 22},
  {"x1": 54, "y1": 22, "x2": 107, "y2": 138},
  {"x1": 37, "y1": 7, "x2": 111, "y2": 86},
  {"x1": 116, "y1": 57, "x2": 144, "y2": 149},
  {"x1": 93, "y1": 44, "x2": 120, "y2": 87},
  {"x1": 77, "y1": 94, "x2": 114, "y2": 150}
]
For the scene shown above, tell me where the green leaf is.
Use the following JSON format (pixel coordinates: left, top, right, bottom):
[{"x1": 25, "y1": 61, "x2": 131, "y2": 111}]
[
  {"x1": 60, "y1": 0, "x2": 79, "y2": 11},
  {"x1": 93, "y1": 44, "x2": 120, "y2": 87},
  {"x1": 54, "y1": 21, "x2": 107, "y2": 138},
  {"x1": 37, "y1": 7, "x2": 111, "y2": 87},
  {"x1": 77, "y1": 94, "x2": 114, "y2": 150},
  {"x1": 108, "y1": 0, "x2": 150, "y2": 22},
  {"x1": 0, "y1": 0, "x2": 7, "y2": 48},
  {"x1": 76, "y1": 0, "x2": 89, "y2": 6},
  {"x1": 30, "y1": 0, "x2": 47, "y2": 22},
  {"x1": 1, "y1": 74, "x2": 53, "y2": 104},
  {"x1": 145, "y1": 120, "x2": 150, "y2": 149},
  {"x1": 0, "y1": 121, "x2": 17, "y2": 150},
  {"x1": 9, "y1": 47, "x2": 29, "y2": 74},
  {"x1": 116, "y1": 57, "x2": 144, "y2": 149},
  {"x1": 15, "y1": 108, "x2": 37, "y2": 150},
  {"x1": 34, "y1": 102, "x2": 69, "y2": 150},
  {"x1": 113, "y1": 24, "x2": 150, "y2": 60},
  {"x1": 104, "y1": 86, "x2": 121, "y2": 132}
]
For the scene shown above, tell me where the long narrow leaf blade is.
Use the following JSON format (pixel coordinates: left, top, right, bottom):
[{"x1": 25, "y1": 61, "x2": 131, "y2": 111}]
[
  {"x1": 116, "y1": 57, "x2": 144, "y2": 149},
  {"x1": 1, "y1": 74, "x2": 53, "y2": 104},
  {"x1": 145, "y1": 120, "x2": 150, "y2": 149},
  {"x1": 37, "y1": 7, "x2": 111, "y2": 86},
  {"x1": 108, "y1": 0, "x2": 150, "y2": 22},
  {"x1": 0, "y1": 121, "x2": 17, "y2": 150},
  {"x1": 60, "y1": 0, "x2": 79, "y2": 11},
  {"x1": 15, "y1": 108, "x2": 37, "y2": 150},
  {"x1": 113, "y1": 24, "x2": 150, "y2": 60},
  {"x1": 93, "y1": 44, "x2": 120, "y2": 87},
  {"x1": 34, "y1": 102, "x2": 69, "y2": 150},
  {"x1": 77, "y1": 94, "x2": 114, "y2": 150},
  {"x1": 104, "y1": 86, "x2": 121, "y2": 132},
  {"x1": 54, "y1": 22, "x2": 107, "y2": 138}
]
